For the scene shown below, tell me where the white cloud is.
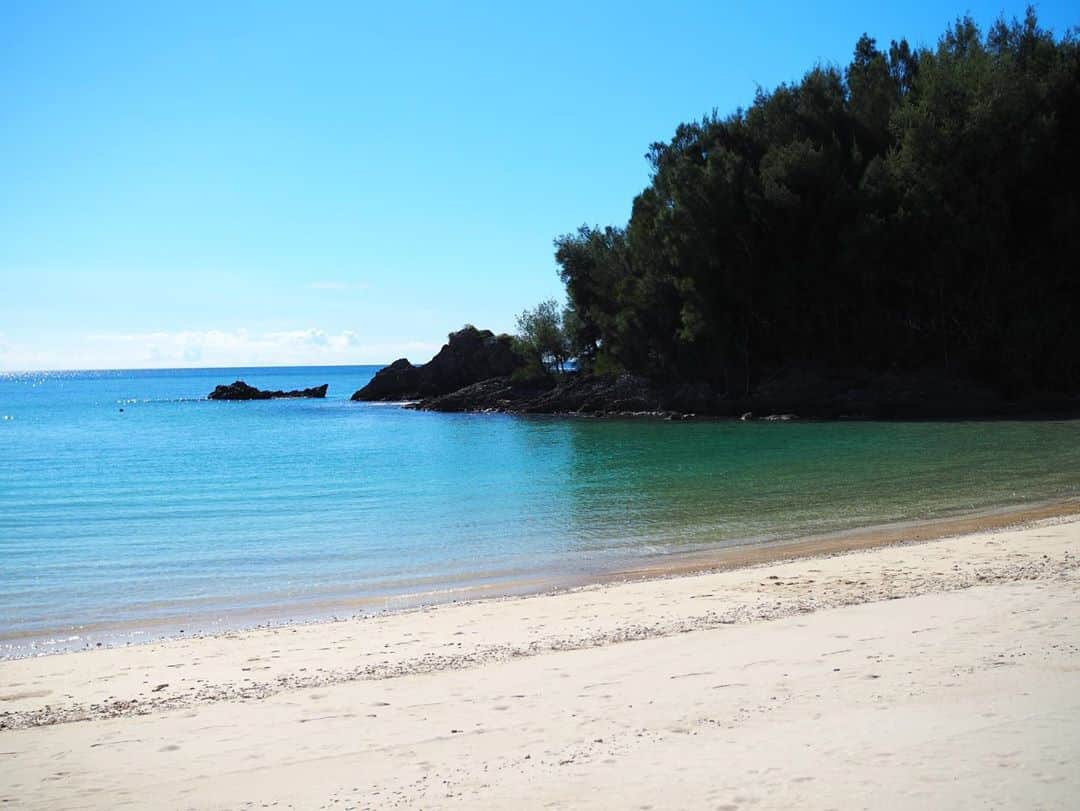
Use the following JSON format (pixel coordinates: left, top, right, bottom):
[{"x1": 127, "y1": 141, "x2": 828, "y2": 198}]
[{"x1": 0, "y1": 329, "x2": 440, "y2": 371}]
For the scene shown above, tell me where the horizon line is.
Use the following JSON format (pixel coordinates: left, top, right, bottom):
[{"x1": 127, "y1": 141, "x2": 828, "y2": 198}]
[{"x1": 0, "y1": 361, "x2": 394, "y2": 375}]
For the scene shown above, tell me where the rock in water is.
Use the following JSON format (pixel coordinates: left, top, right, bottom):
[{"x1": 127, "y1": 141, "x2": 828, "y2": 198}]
[
  {"x1": 351, "y1": 326, "x2": 522, "y2": 401},
  {"x1": 207, "y1": 381, "x2": 329, "y2": 400}
]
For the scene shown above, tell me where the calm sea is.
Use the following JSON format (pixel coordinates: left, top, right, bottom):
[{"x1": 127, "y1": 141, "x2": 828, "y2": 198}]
[{"x1": 1, "y1": 365, "x2": 1078, "y2": 657}]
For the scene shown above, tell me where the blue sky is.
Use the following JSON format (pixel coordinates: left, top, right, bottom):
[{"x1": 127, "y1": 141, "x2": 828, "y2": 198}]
[{"x1": 2, "y1": 1, "x2": 1075, "y2": 370}]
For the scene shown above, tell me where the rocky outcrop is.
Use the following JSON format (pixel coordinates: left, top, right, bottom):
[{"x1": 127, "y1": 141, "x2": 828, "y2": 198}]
[
  {"x1": 208, "y1": 381, "x2": 328, "y2": 400},
  {"x1": 414, "y1": 373, "x2": 716, "y2": 417},
  {"x1": 410, "y1": 366, "x2": 1080, "y2": 419},
  {"x1": 351, "y1": 326, "x2": 523, "y2": 401},
  {"x1": 351, "y1": 339, "x2": 1080, "y2": 418}
]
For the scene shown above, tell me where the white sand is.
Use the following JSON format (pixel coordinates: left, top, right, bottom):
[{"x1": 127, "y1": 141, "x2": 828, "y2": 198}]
[{"x1": 2, "y1": 512, "x2": 1078, "y2": 809}]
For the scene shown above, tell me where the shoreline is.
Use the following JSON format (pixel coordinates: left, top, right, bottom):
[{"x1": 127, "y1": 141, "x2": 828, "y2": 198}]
[
  {"x1": 351, "y1": 331, "x2": 1080, "y2": 420},
  {"x1": 390, "y1": 366, "x2": 1080, "y2": 421},
  {"x1": 4, "y1": 496, "x2": 1077, "y2": 662},
  {"x1": 1, "y1": 507, "x2": 1077, "y2": 807},
  {"x1": 2, "y1": 502, "x2": 1077, "y2": 728},
  {"x1": 4, "y1": 507, "x2": 1075, "y2": 807}
]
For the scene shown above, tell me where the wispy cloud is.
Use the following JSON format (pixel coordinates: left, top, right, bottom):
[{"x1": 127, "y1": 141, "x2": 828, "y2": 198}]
[
  {"x1": 0, "y1": 329, "x2": 439, "y2": 371},
  {"x1": 263, "y1": 328, "x2": 363, "y2": 350}
]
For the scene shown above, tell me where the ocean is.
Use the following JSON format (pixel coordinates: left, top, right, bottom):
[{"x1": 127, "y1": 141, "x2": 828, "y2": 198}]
[{"x1": 2, "y1": 365, "x2": 1078, "y2": 657}]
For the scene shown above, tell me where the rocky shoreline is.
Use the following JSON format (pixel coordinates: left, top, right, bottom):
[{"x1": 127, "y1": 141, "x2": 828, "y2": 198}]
[
  {"x1": 351, "y1": 328, "x2": 1080, "y2": 420},
  {"x1": 410, "y1": 371, "x2": 1080, "y2": 420}
]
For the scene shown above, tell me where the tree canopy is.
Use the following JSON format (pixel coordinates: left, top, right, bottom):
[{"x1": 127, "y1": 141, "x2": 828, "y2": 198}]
[
  {"x1": 555, "y1": 10, "x2": 1080, "y2": 397},
  {"x1": 514, "y1": 299, "x2": 571, "y2": 374}
]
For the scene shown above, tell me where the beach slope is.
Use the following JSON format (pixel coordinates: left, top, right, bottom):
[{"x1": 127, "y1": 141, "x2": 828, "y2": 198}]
[{"x1": 2, "y1": 515, "x2": 1078, "y2": 809}]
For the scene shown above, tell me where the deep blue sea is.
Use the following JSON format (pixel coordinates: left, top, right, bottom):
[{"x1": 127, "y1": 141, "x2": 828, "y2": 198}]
[{"x1": 2, "y1": 365, "x2": 1079, "y2": 657}]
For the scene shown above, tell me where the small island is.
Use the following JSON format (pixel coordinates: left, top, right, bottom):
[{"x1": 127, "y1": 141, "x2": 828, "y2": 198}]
[{"x1": 208, "y1": 380, "x2": 328, "y2": 400}]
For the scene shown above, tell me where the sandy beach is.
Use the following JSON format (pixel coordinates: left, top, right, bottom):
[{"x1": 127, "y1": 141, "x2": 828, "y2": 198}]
[{"x1": 2, "y1": 507, "x2": 1078, "y2": 809}]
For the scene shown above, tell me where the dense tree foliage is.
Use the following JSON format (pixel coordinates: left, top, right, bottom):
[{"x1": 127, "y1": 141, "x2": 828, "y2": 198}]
[
  {"x1": 515, "y1": 299, "x2": 572, "y2": 374},
  {"x1": 555, "y1": 10, "x2": 1079, "y2": 396}
]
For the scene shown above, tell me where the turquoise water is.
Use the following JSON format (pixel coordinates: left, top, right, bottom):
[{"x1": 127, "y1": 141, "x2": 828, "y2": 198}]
[{"x1": 2, "y1": 366, "x2": 1079, "y2": 657}]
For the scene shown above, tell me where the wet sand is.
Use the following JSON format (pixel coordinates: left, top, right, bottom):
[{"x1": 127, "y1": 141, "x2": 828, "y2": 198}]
[{"x1": 1, "y1": 509, "x2": 1078, "y2": 808}]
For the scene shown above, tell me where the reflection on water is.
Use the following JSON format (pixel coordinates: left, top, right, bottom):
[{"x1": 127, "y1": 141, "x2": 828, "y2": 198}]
[{"x1": 562, "y1": 417, "x2": 1078, "y2": 550}]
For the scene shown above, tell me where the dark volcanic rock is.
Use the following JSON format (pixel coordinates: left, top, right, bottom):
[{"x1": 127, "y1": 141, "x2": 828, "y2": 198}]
[
  {"x1": 412, "y1": 375, "x2": 556, "y2": 413},
  {"x1": 415, "y1": 373, "x2": 710, "y2": 417},
  {"x1": 409, "y1": 365, "x2": 1080, "y2": 419},
  {"x1": 349, "y1": 329, "x2": 1080, "y2": 418},
  {"x1": 351, "y1": 326, "x2": 523, "y2": 401},
  {"x1": 208, "y1": 381, "x2": 328, "y2": 400}
]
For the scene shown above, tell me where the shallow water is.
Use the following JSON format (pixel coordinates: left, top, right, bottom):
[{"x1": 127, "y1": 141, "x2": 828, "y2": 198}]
[{"x1": 2, "y1": 366, "x2": 1078, "y2": 656}]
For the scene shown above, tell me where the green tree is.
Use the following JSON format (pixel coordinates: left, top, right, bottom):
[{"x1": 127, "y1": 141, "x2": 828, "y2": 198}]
[
  {"x1": 515, "y1": 299, "x2": 571, "y2": 374},
  {"x1": 551, "y1": 7, "x2": 1080, "y2": 397}
]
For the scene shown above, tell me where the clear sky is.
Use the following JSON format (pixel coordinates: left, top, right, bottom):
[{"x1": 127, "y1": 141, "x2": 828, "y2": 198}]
[{"x1": 2, "y1": 1, "x2": 1075, "y2": 370}]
